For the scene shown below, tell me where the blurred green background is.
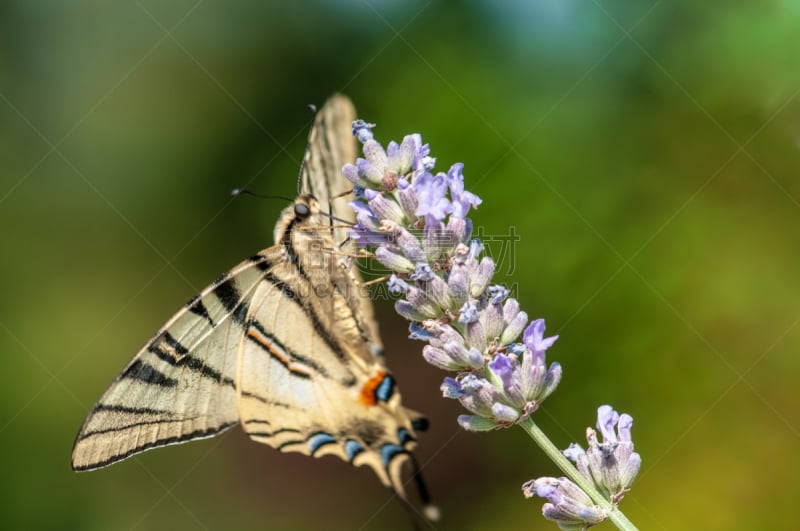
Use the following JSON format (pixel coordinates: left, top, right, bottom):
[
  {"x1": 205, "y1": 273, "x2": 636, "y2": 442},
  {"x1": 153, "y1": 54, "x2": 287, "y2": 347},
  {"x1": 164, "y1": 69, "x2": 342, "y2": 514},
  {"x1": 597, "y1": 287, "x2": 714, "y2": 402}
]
[{"x1": 2, "y1": 1, "x2": 799, "y2": 529}]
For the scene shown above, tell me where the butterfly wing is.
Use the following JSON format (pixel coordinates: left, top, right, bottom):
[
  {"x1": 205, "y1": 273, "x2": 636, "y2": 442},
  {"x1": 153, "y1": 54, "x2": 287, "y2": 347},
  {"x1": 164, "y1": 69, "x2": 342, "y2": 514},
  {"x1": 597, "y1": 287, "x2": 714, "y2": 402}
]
[
  {"x1": 71, "y1": 251, "x2": 278, "y2": 471},
  {"x1": 300, "y1": 94, "x2": 384, "y2": 357},
  {"x1": 300, "y1": 93, "x2": 358, "y2": 243}
]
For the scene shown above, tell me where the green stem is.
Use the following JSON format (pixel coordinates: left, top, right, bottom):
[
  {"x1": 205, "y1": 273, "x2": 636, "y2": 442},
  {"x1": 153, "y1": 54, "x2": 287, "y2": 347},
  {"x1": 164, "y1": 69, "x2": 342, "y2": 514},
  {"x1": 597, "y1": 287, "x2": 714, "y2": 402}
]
[{"x1": 518, "y1": 417, "x2": 638, "y2": 531}]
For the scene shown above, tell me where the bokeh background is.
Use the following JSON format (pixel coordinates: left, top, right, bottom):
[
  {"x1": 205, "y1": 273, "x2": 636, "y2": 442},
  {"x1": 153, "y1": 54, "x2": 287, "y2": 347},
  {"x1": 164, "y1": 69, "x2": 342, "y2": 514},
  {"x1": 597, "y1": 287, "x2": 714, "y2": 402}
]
[{"x1": 2, "y1": 1, "x2": 799, "y2": 530}]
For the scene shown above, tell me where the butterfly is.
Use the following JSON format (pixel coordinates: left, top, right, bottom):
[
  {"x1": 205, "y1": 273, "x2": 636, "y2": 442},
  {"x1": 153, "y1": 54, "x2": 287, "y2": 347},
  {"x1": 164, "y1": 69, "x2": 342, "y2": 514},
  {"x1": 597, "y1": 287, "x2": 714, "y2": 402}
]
[{"x1": 71, "y1": 94, "x2": 435, "y2": 520}]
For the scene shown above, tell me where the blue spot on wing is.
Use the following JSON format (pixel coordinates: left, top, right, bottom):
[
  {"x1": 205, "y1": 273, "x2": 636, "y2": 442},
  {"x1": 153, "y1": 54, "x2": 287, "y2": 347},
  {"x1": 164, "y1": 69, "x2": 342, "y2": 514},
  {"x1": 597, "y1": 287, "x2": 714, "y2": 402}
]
[
  {"x1": 380, "y1": 443, "x2": 406, "y2": 466},
  {"x1": 345, "y1": 439, "x2": 364, "y2": 461},
  {"x1": 397, "y1": 428, "x2": 413, "y2": 444},
  {"x1": 307, "y1": 432, "x2": 336, "y2": 455},
  {"x1": 375, "y1": 374, "x2": 394, "y2": 402}
]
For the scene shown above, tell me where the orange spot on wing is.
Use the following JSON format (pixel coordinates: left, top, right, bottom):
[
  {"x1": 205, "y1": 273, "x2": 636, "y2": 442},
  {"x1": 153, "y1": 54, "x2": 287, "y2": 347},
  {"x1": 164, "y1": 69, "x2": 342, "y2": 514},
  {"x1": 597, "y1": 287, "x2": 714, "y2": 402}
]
[{"x1": 359, "y1": 370, "x2": 387, "y2": 406}]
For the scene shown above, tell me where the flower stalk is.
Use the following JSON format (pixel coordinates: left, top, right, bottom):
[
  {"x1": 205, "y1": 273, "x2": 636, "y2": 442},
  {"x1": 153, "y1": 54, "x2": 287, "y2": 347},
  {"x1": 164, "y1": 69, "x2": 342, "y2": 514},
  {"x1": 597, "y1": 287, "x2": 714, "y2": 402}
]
[{"x1": 343, "y1": 118, "x2": 640, "y2": 531}]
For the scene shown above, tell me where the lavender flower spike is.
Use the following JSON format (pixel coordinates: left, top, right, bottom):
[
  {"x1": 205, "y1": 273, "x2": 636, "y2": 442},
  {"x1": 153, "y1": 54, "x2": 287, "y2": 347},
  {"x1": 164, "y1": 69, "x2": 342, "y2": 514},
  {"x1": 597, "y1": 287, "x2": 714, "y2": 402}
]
[
  {"x1": 343, "y1": 111, "x2": 640, "y2": 531},
  {"x1": 344, "y1": 117, "x2": 564, "y2": 432},
  {"x1": 563, "y1": 406, "x2": 641, "y2": 504}
]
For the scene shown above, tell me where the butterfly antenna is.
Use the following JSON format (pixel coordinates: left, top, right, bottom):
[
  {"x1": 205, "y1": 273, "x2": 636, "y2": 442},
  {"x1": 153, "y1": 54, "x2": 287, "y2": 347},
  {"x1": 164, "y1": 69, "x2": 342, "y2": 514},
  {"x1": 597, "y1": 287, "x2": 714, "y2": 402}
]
[
  {"x1": 296, "y1": 102, "x2": 320, "y2": 196},
  {"x1": 317, "y1": 210, "x2": 353, "y2": 227},
  {"x1": 230, "y1": 188, "x2": 293, "y2": 203},
  {"x1": 330, "y1": 189, "x2": 352, "y2": 201}
]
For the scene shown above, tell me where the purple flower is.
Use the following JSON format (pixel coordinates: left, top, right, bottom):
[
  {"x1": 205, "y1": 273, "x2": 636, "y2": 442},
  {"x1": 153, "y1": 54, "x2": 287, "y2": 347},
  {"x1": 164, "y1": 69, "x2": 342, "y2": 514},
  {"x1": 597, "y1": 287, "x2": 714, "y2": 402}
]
[
  {"x1": 419, "y1": 155, "x2": 436, "y2": 172},
  {"x1": 489, "y1": 354, "x2": 525, "y2": 405},
  {"x1": 487, "y1": 285, "x2": 510, "y2": 305},
  {"x1": 386, "y1": 134, "x2": 424, "y2": 176},
  {"x1": 481, "y1": 295, "x2": 505, "y2": 341},
  {"x1": 458, "y1": 301, "x2": 479, "y2": 324},
  {"x1": 375, "y1": 247, "x2": 414, "y2": 273},
  {"x1": 441, "y1": 352, "x2": 561, "y2": 430},
  {"x1": 357, "y1": 155, "x2": 383, "y2": 186},
  {"x1": 414, "y1": 172, "x2": 451, "y2": 223},
  {"x1": 348, "y1": 200, "x2": 390, "y2": 247},
  {"x1": 351, "y1": 119, "x2": 375, "y2": 143},
  {"x1": 440, "y1": 376, "x2": 463, "y2": 398},
  {"x1": 500, "y1": 300, "x2": 528, "y2": 346},
  {"x1": 469, "y1": 257, "x2": 495, "y2": 298},
  {"x1": 483, "y1": 347, "x2": 561, "y2": 420},
  {"x1": 423, "y1": 274, "x2": 454, "y2": 310},
  {"x1": 350, "y1": 224, "x2": 390, "y2": 247},
  {"x1": 445, "y1": 215, "x2": 471, "y2": 247},
  {"x1": 423, "y1": 339, "x2": 483, "y2": 371},
  {"x1": 523, "y1": 318, "x2": 559, "y2": 363},
  {"x1": 440, "y1": 373, "x2": 522, "y2": 430},
  {"x1": 410, "y1": 262, "x2": 435, "y2": 282},
  {"x1": 367, "y1": 193, "x2": 405, "y2": 224},
  {"x1": 408, "y1": 321, "x2": 436, "y2": 341},
  {"x1": 396, "y1": 178, "x2": 418, "y2": 219},
  {"x1": 522, "y1": 477, "x2": 606, "y2": 529},
  {"x1": 410, "y1": 140, "x2": 432, "y2": 174},
  {"x1": 388, "y1": 275, "x2": 410, "y2": 295},
  {"x1": 447, "y1": 163, "x2": 482, "y2": 219}
]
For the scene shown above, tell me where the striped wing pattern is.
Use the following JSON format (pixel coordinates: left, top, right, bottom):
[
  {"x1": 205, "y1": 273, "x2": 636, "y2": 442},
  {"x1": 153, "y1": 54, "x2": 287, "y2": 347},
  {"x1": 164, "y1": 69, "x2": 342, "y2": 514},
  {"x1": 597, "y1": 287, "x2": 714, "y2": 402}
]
[
  {"x1": 237, "y1": 233, "x2": 419, "y2": 493},
  {"x1": 72, "y1": 95, "x2": 427, "y2": 505},
  {"x1": 71, "y1": 253, "x2": 274, "y2": 470}
]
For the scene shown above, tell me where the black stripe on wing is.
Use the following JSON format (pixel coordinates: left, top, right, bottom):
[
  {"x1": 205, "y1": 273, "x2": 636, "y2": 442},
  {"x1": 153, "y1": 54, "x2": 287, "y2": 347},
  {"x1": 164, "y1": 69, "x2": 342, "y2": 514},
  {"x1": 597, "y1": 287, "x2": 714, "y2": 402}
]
[
  {"x1": 261, "y1": 271, "x2": 350, "y2": 365},
  {"x1": 187, "y1": 295, "x2": 215, "y2": 326},
  {"x1": 148, "y1": 331, "x2": 236, "y2": 388},
  {"x1": 239, "y1": 390, "x2": 293, "y2": 409},
  {"x1": 211, "y1": 273, "x2": 236, "y2": 305},
  {"x1": 94, "y1": 404, "x2": 173, "y2": 416},
  {"x1": 76, "y1": 416, "x2": 198, "y2": 442},
  {"x1": 72, "y1": 422, "x2": 238, "y2": 471},
  {"x1": 122, "y1": 360, "x2": 177, "y2": 387}
]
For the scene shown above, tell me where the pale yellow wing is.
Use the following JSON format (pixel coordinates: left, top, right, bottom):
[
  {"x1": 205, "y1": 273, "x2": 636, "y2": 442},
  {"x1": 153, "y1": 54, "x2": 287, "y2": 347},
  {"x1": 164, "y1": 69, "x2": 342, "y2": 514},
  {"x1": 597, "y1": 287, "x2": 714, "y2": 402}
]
[{"x1": 71, "y1": 250, "x2": 279, "y2": 471}]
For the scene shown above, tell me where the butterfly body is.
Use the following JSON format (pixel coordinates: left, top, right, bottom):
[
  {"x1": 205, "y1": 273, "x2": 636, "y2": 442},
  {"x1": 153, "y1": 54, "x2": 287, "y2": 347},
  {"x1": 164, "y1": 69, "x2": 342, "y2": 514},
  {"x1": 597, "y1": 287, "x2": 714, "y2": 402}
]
[{"x1": 72, "y1": 97, "x2": 428, "y2": 506}]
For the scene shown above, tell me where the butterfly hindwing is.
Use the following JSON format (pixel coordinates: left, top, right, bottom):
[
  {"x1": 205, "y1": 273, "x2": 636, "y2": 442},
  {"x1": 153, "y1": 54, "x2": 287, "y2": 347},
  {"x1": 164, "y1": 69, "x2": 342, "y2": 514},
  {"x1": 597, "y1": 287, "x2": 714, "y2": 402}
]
[{"x1": 237, "y1": 210, "x2": 418, "y2": 493}]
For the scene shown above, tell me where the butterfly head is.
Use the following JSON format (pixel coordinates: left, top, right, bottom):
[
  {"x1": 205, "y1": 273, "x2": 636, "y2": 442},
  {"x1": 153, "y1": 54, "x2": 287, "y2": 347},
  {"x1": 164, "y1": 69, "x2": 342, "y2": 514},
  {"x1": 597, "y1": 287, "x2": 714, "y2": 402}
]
[{"x1": 274, "y1": 194, "x2": 326, "y2": 245}]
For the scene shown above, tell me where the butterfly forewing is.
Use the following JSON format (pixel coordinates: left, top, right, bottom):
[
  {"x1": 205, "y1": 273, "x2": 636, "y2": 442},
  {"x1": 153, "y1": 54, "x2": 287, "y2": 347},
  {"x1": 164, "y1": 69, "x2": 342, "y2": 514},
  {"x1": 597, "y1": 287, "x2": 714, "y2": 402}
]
[
  {"x1": 71, "y1": 253, "x2": 275, "y2": 471},
  {"x1": 300, "y1": 95, "x2": 384, "y2": 355},
  {"x1": 300, "y1": 93, "x2": 358, "y2": 243}
]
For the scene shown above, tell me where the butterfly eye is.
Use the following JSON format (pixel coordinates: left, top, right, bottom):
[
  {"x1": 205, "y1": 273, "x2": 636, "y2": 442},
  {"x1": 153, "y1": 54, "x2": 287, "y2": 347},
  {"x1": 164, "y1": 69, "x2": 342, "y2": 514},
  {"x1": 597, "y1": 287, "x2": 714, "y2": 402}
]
[{"x1": 294, "y1": 203, "x2": 310, "y2": 218}]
